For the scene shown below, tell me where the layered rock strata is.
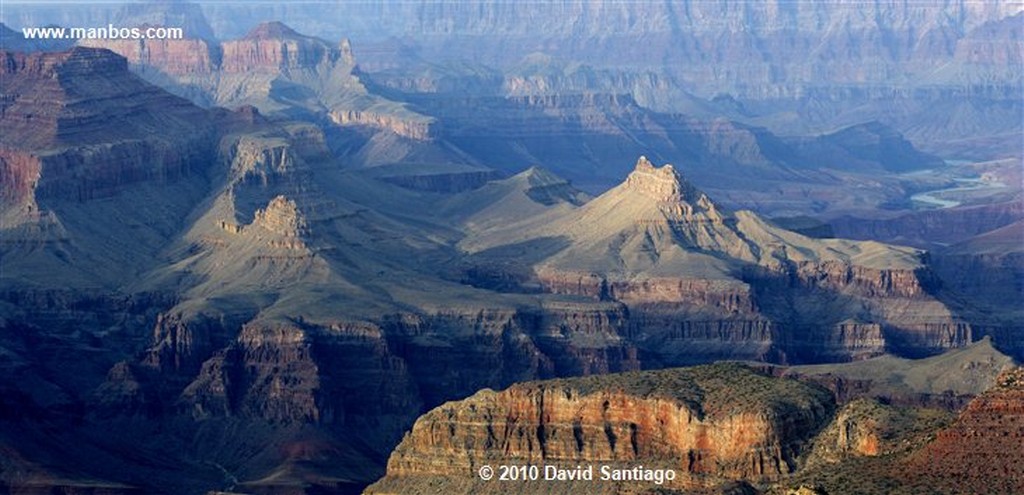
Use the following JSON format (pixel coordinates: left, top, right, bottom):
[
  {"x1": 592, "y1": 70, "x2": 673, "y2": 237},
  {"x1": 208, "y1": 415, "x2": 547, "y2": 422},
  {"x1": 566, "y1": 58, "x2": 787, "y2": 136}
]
[
  {"x1": 367, "y1": 363, "x2": 835, "y2": 495},
  {"x1": 904, "y1": 367, "x2": 1024, "y2": 493}
]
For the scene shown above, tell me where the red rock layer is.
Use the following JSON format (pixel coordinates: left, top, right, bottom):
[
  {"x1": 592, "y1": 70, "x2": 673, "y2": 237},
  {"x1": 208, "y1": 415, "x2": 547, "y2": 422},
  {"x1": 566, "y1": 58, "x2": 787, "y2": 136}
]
[
  {"x1": 1, "y1": 48, "x2": 215, "y2": 202},
  {"x1": 905, "y1": 367, "x2": 1024, "y2": 493},
  {"x1": 367, "y1": 364, "x2": 834, "y2": 494}
]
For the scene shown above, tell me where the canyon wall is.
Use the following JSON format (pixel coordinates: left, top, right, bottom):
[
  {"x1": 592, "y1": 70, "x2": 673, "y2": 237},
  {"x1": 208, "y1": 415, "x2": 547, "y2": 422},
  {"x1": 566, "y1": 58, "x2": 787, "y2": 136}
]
[{"x1": 367, "y1": 363, "x2": 835, "y2": 494}]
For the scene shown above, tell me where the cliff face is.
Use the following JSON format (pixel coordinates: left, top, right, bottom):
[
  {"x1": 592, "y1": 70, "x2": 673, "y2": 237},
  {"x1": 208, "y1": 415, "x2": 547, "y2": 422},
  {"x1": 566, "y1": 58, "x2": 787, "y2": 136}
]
[
  {"x1": 80, "y1": 22, "x2": 436, "y2": 144},
  {"x1": 368, "y1": 364, "x2": 834, "y2": 494},
  {"x1": 330, "y1": 109, "x2": 438, "y2": 141},
  {"x1": 828, "y1": 200, "x2": 1024, "y2": 249},
  {"x1": 0, "y1": 48, "x2": 215, "y2": 202},
  {"x1": 79, "y1": 38, "x2": 219, "y2": 75},
  {"x1": 220, "y1": 22, "x2": 338, "y2": 73},
  {"x1": 0, "y1": 150, "x2": 40, "y2": 206},
  {"x1": 0, "y1": 48, "x2": 212, "y2": 148},
  {"x1": 0, "y1": 47, "x2": 220, "y2": 291},
  {"x1": 904, "y1": 367, "x2": 1024, "y2": 493}
]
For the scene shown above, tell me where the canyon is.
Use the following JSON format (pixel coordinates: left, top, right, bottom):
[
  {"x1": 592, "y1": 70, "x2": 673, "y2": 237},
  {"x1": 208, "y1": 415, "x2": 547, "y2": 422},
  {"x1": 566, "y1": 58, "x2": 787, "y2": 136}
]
[
  {"x1": 369, "y1": 345, "x2": 1019, "y2": 494},
  {"x1": 0, "y1": 2, "x2": 1021, "y2": 494}
]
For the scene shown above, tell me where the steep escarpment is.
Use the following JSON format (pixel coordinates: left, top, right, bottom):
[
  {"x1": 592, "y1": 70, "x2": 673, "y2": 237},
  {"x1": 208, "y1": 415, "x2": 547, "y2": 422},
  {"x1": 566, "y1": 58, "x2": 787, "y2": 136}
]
[
  {"x1": 220, "y1": 21, "x2": 335, "y2": 72},
  {"x1": 0, "y1": 47, "x2": 221, "y2": 289},
  {"x1": 367, "y1": 363, "x2": 835, "y2": 495},
  {"x1": 81, "y1": 21, "x2": 437, "y2": 143},
  {"x1": 828, "y1": 199, "x2": 1024, "y2": 249},
  {"x1": 931, "y1": 221, "x2": 1024, "y2": 337},
  {"x1": 459, "y1": 157, "x2": 969, "y2": 364},
  {"x1": 0, "y1": 48, "x2": 212, "y2": 151},
  {"x1": 330, "y1": 108, "x2": 438, "y2": 141},
  {"x1": 0, "y1": 48, "x2": 214, "y2": 203},
  {"x1": 903, "y1": 367, "x2": 1024, "y2": 493}
]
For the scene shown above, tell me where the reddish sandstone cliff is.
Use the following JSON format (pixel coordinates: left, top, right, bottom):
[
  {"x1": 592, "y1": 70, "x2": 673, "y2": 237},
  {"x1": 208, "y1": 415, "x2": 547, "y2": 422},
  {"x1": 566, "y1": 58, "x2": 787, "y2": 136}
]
[
  {"x1": 904, "y1": 367, "x2": 1024, "y2": 493},
  {"x1": 367, "y1": 364, "x2": 834, "y2": 494}
]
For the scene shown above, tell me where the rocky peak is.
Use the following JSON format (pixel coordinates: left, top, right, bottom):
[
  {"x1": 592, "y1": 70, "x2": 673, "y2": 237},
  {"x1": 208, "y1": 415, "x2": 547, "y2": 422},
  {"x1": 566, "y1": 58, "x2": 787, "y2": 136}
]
[
  {"x1": 222, "y1": 22, "x2": 336, "y2": 72},
  {"x1": 244, "y1": 21, "x2": 302, "y2": 40},
  {"x1": 339, "y1": 38, "x2": 356, "y2": 66},
  {"x1": 253, "y1": 195, "x2": 308, "y2": 238},
  {"x1": 520, "y1": 165, "x2": 567, "y2": 187},
  {"x1": 623, "y1": 156, "x2": 700, "y2": 203},
  {"x1": 620, "y1": 156, "x2": 725, "y2": 223}
]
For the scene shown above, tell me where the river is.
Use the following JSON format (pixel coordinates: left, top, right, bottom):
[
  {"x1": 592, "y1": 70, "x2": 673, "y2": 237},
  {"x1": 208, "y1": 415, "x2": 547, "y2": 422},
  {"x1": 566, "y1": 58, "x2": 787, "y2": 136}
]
[{"x1": 910, "y1": 177, "x2": 1008, "y2": 209}]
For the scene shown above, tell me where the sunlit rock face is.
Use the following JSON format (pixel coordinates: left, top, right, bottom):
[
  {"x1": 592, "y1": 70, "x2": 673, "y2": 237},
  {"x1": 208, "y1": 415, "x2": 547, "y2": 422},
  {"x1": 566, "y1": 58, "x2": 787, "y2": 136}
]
[{"x1": 366, "y1": 363, "x2": 835, "y2": 494}]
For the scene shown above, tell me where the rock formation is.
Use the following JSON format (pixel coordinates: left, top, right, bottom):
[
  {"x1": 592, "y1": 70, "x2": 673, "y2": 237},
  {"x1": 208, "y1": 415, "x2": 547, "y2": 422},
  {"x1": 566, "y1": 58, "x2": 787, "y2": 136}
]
[
  {"x1": 367, "y1": 363, "x2": 835, "y2": 494},
  {"x1": 903, "y1": 367, "x2": 1024, "y2": 493},
  {"x1": 0, "y1": 25, "x2": 1019, "y2": 494},
  {"x1": 459, "y1": 157, "x2": 969, "y2": 364},
  {"x1": 80, "y1": 21, "x2": 436, "y2": 143},
  {"x1": 369, "y1": 342, "x2": 1017, "y2": 495},
  {"x1": 0, "y1": 46, "x2": 218, "y2": 287}
]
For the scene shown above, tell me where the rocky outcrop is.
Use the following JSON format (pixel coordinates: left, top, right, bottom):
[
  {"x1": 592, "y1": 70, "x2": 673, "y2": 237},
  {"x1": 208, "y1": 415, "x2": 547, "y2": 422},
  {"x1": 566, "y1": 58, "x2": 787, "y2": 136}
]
[
  {"x1": 0, "y1": 48, "x2": 216, "y2": 204},
  {"x1": 79, "y1": 21, "x2": 434, "y2": 146},
  {"x1": 224, "y1": 134, "x2": 302, "y2": 186},
  {"x1": 804, "y1": 399, "x2": 894, "y2": 464},
  {"x1": 0, "y1": 150, "x2": 40, "y2": 206},
  {"x1": 221, "y1": 22, "x2": 337, "y2": 73},
  {"x1": 379, "y1": 170, "x2": 499, "y2": 193},
  {"x1": 252, "y1": 196, "x2": 310, "y2": 241},
  {"x1": 79, "y1": 38, "x2": 219, "y2": 75},
  {"x1": 904, "y1": 367, "x2": 1024, "y2": 494},
  {"x1": 330, "y1": 109, "x2": 438, "y2": 141},
  {"x1": 143, "y1": 311, "x2": 240, "y2": 376},
  {"x1": 367, "y1": 364, "x2": 834, "y2": 494},
  {"x1": 0, "y1": 48, "x2": 213, "y2": 150}
]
